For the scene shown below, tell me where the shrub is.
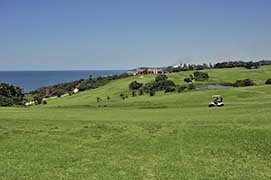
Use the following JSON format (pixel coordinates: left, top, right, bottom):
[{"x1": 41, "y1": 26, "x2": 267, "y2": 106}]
[
  {"x1": 0, "y1": 96, "x2": 13, "y2": 106},
  {"x1": 244, "y1": 61, "x2": 260, "y2": 69},
  {"x1": 149, "y1": 90, "x2": 155, "y2": 96},
  {"x1": 184, "y1": 77, "x2": 192, "y2": 83},
  {"x1": 138, "y1": 88, "x2": 144, "y2": 96},
  {"x1": 177, "y1": 85, "x2": 187, "y2": 93},
  {"x1": 265, "y1": 79, "x2": 271, "y2": 85},
  {"x1": 0, "y1": 83, "x2": 25, "y2": 106},
  {"x1": 164, "y1": 80, "x2": 176, "y2": 87},
  {"x1": 155, "y1": 74, "x2": 168, "y2": 82},
  {"x1": 143, "y1": 82, "x2": 156, "y2": 93},
  {"x1": 34, "y1": 95, "x2": 43, "y2": 105},
  {"x1": 129, "y1": 81, "x2": 143, "y2": 90},
  {"x1": 193, "y1": 71, "x2": 209, "y2": 81},
  {"x1": 233, "y1": 79, "x2": 255, "y2": 87},
  {"x1": 52, "y1": 89, "x2": 66, "y2": 97},
  {"x1": 164, "y1": 86, "x2": 176, "y2": 93}
]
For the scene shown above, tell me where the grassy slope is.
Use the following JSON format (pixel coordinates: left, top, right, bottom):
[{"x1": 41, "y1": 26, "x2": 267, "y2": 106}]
[{"x1": 1, "y1": 66, "x2": 271, "y2": 179}]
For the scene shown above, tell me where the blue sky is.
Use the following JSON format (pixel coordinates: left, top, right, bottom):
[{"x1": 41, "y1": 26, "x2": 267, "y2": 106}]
[{"x1": 1, "y1": 0, "x2": 271, "y2": 70}]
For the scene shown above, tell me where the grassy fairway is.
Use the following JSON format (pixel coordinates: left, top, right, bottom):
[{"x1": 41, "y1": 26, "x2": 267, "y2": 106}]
[{"x1": 1, "y1": 67, "x2": 271, "y2": 179}]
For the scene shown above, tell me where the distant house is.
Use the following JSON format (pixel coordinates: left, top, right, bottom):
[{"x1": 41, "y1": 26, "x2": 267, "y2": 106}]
[{"x1": 136, "y1": 67, "x2": 163, "y2": 74}]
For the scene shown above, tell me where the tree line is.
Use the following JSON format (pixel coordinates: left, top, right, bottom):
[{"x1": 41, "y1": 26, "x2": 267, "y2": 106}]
[
  {"x1": 164, "y1": 60, "x2": 271, "y2": 73},
  {"x1": 29, "y1": 73, "x2": 132, "y2": 101},
  {"x1": 0, "y1": 83, "x2": 25, "y2": 106}
]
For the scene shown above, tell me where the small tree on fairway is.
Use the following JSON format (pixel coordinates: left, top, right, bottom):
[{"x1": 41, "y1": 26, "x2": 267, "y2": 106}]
[
  {"x1": 155, "y1": 74, "x2": 168, "y2": 82},
  {"x1": 193, "y1": 71, "x2": 209, "y2": 81},
  {"x1": 129, "y1": 81, "x2": 143, "y2": 90}
]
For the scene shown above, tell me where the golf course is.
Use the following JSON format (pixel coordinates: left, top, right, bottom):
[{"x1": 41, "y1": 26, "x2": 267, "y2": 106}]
[{"x1": 1, "y1": 66, "x2": 271, "y2": 179}]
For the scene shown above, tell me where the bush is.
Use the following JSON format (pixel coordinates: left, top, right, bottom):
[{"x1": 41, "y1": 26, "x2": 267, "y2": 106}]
[
  {"x1": 149, "y1": 90, "x2": 155, "y2": 96},
  {"x1": 138, "y1": 88, "x2": 144, "y2": 96},
  {"x1": 143, "y1": 82, "x2": 156, "y2": 93},
  {"x1": 164, "y1": 80, "x2": 176, "y2": 87},
  {"x1": 194, "y1": 71, "x2": 209, "y2": 81},
  {"x1": 53, "y1": 89, "x2": 66, "y2": 97},
  {"x1": 233, "y1": 79, "x2": 255, "y2": 87},
  {"x1": 184, "y1": 77, "x2": 192, "y2": 83},
  {"x1": 164, "y1": 86, "x2": 176, "y2": 93},
  {"x1": 34, "y1": 95, "x2": 43, "y2": 105},
  {"x1": 265, "y1": 79, "x2": 271, "y2": 85},
  {"x1": 0, "y1": 96, "x2": 13, "y2": 106},
  {"x1": 177, "y1": 85, "x2": 187, "y2": 93},
  {"x1": 129, "y1": 81, "x2": 143, "y2": 90},
  {"x1": 0, "y1": 83, "x2": 25, "y2": 106},
  {"x1": 155, "y1": 74, "x2": 168, "y2": 82}
]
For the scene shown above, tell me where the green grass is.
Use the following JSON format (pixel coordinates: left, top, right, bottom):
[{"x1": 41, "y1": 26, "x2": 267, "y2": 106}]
[{"x1": 1, "y1": 66, "x2": 271, "y2": 179}]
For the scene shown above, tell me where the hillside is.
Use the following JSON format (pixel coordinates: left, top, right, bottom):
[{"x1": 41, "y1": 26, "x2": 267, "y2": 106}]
[
  {"x1": 1, "y1": 66, "x2": 271, "y2": 179},
  {"x1": 44, "y1": 65, "x2": 271, "y2": 108}
]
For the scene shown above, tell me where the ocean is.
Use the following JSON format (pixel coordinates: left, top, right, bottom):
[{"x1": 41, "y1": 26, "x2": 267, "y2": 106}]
[{"x1": 0, "y1": 70, "x2": 125, "y2": 92}]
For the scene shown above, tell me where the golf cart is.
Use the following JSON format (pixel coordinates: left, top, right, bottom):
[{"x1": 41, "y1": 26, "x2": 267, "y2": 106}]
[{"x1": 208, "y1": 95, "x2": 224, "y2": 107}]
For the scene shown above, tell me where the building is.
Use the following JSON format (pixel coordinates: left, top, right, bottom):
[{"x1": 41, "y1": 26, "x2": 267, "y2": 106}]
[{"x1": 136, "y1": 67, "x2": 163, "y2": 74}]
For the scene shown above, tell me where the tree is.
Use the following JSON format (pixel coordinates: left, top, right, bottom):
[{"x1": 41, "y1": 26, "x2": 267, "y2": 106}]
[
  {"x1": 143, "y1": 82, "x2": 156, "y2": 93},
  {"x1": 129, "y1": 81, "x2": 143, "y2": 90},
  {"x1": 53, "y1": 89, "x2": 66, "y2": 97},
  {"x1": 34, "y1": 95, "x2": 43, "y2": 105},
  {"x1": 184, "y1": 77, "x2": 192, "y2": 83},
  {"x1": 155, "y1": 74, "x2": 168, "y2": 82},
  {"x1": 193, "y1": 71, "x2": 209, "y2": 81},
  {"x1": 0, "y1": 83, "x2": 25, "y2": 106},
  {"x1": 164, "y1": 86, "x2": 176, "y2": 93},
  {"x1": 233, "y1": 79, "x2": 255, "y2": 87}
]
